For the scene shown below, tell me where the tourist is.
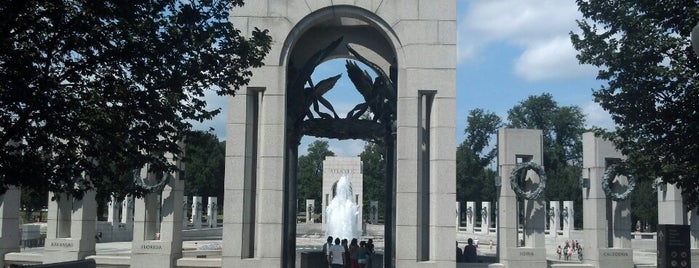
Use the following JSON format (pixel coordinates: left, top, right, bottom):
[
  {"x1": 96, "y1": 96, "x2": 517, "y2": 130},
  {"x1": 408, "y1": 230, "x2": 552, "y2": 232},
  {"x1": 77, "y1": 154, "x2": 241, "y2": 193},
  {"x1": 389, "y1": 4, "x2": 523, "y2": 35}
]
[
  {"x1": 323, "y1": 236, "x2": 334, "y2": 268},
  {"x1": 358, "y1": 241, "x2": 369, "y2": 268},
  {"x1": 577, "y1": 244, "x2": 583, "y2": 261},
  {"x1": 366, "y1": 239, "x2": 375, "y2": 268},
  {"x1": 456, "y1": 241, "x2": 463, "y2": 262},
  {"x1": 463, "y1": 238, "x2": 478, "y2": 263},
  {"x1": 349, "y1": 238, "x2": 360, "y2": 268},
  {"x1": 556, "y1": 245, "x2": 562, "y2": 260},
  {"x1": 341, "y1": 239, "x2": 349, "y2": 268},
  {"x1": 329, "y1": 238, "x2": 345, "y2": 268},
  {"x1": 567, "y1": 244, "x2": 574, "y2": 260}
]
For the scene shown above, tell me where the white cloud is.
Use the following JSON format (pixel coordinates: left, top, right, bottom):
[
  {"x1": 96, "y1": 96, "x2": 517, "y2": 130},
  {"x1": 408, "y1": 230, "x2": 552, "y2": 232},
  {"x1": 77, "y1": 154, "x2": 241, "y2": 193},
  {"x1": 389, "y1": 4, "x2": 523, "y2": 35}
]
[
  {"x1": 514, "y1": 36, "x2": 598, "y2": 81},
  {"x1": 582, "y1": 101, "x2": 615, "y2": 130},
  {"x1": 458, "y1": 0, "x2": 597, "y2": 81}
]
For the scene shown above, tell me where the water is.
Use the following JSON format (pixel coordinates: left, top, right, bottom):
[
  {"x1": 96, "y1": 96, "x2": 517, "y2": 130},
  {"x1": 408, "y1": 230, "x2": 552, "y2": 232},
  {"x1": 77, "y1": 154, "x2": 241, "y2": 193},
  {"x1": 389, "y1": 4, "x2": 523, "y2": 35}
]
[{"x1": 325, "y1": 175, "x2": 359, "y2": 240}]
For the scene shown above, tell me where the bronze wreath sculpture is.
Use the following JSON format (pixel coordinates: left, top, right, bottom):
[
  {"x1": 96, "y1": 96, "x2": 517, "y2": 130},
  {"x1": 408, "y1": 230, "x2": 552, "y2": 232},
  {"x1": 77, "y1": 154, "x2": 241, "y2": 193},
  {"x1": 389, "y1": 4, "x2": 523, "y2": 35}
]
[
  {"x1": 601, "y1": 164, "x2": 636, "y2": 201},
  {"x1": 133, "y1": 169, "x2": 172, "y2": 193},
  {"x1": 510, "y1": 162, "x2": 547, "y2": 200}
]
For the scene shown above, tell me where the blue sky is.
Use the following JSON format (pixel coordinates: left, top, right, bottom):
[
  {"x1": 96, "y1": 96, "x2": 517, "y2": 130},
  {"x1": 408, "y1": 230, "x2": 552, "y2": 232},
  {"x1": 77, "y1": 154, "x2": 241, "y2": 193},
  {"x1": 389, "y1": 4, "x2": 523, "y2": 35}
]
[{"x1": 193, "y1": 0, "x2": 614, "y2": 156}]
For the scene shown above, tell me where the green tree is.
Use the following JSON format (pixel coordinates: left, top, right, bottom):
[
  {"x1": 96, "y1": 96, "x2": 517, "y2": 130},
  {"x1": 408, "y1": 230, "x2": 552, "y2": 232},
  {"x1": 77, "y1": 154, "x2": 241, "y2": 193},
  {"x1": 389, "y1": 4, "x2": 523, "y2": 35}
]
[
  {"x1": 359, "y1": 141, "x2": 386, "y2": 219},
  {"x1": 631, "y1": 179, "x2": 658, "y2": 231},
  {"x1": 0, "y1": 0, "x2": 271, "y2": 198},
  {"x1": 297, "y1": 140, "x2": 335, "y2": 212},
  {"x1": 456, "y1": 109, "x2": 501, "y2": 203},
  {"x1": 183, "y1": 131, "x2": 225, "y2": 200},
  {"x1": 571, "y1": 0, "x2": 699, "y2": 210},
  {"x1": 506, "y1": 93, "x2": 586, "y2": 226}
]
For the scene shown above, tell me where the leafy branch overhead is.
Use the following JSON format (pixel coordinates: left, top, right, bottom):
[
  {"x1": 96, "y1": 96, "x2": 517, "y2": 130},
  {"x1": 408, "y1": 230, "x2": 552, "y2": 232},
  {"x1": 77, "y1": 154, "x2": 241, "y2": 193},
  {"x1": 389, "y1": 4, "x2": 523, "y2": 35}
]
[{"x1": 0, "y1": 0, "x2": 271, "y2": 197}]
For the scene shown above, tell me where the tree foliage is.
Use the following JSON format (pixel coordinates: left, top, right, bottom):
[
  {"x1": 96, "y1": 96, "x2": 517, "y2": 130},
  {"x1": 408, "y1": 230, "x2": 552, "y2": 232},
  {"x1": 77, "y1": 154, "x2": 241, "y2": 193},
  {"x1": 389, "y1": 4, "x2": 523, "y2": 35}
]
[
  {"x1": 359, "y1": 141, "x2": 386, "y2": 218},
  {"x1": 0, "y1": 0, "x2": 271, "y2": 198},
  {"x1": 183, "y1": 131, "x2": 225, "y2": 200},
  {"x1": 297, "y1": 140, "x2": 335, "y2": 212},
  {"x1": 456, "y1": 109, "x2": 501, "y2": 203},
  {"x1": 571, "y1": 0, "x2": 699, "y2": 210}
]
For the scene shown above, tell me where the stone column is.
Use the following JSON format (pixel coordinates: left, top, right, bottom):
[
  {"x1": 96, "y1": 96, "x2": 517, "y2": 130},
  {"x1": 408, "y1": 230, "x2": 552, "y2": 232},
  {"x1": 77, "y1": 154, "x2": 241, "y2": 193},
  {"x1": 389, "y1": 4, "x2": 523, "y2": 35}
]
[
  {"x1": 562, "y1": 201, "x2": 574, "y2": 237},
  {"x1": 581, "y1": 132, "x2": 633, "y2": 267},
  {"x1": 455, "y1": 201, "x2": 461, "y2": 231},
  {"x1": 548, "y1": 201, "x2": 559, "y2": 237},
  {"x1": 0, "y1": 187, "x2": 21, "y2": 268},
  {"x1": 108, "y1": 195, "x2": 120, "y2": 224},
  {"x1": 305, "y1": 199, "x2": 314, "y2": 224},
  {"x1": 182, "y1": 196, "x2": 188, "y2": 227},
  {"x1": 121, "y1": 195, "x2": 134, "y2": 226},
  {"x1": 465, "y1": 201, "x2": 475, "y2": 233},
  {"x1": 44, "y1": 191, "x2": 97, "y2": 263},
  {"x1": 369, "y1": 201, "x2": 378, "y2": 225},
  {"x1": 690, "y1": 208, "x2": 699, "y2": 268},
  {"x1": 481, "y1": 202, "x2": 491, "y2": 235},
  {"x1": 131, "y1": 155, "x2": 185, "y2": 268},
  {"x1": 657, "y1": 182, "x2": 692, "y2": 266},
  {"x1": 207, "y1": 197, "x2": 218, "y2": 228},
  {"x1": 658, "y1": 183, "x2": 687, "y2": 225},
  {"x1": 191, "y1": 196, "x2": 202, "y2": 229},
  {"x1": 497, "y1": 128, "x2": 545, "y2": 268}
]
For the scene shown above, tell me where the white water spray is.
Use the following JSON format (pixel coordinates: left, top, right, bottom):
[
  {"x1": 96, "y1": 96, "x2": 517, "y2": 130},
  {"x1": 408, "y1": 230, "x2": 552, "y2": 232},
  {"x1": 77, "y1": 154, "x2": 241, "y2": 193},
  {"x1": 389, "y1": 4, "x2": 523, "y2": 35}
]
[{"x1": 325, "y1": 175, "x2": 359, "y2": 240}]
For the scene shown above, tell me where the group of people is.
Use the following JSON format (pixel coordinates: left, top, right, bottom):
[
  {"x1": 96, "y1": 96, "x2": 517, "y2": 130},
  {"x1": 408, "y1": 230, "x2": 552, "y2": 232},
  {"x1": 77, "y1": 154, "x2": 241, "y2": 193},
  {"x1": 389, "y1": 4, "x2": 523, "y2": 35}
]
[
  {"x1": 455, "y1": 238, "x2": 478, "y2": 263},
  {"x1": 556, "y1": 240, "x2": 582, "y2": 261},
  {"x1": 323, "y1": 236, "x2": 375, "y2": 268}
]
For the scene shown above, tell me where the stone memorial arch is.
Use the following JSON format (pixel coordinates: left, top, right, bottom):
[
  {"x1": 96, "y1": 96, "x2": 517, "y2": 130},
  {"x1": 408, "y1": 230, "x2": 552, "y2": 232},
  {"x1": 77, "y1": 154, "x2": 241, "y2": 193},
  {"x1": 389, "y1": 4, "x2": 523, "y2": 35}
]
[{"x1": 224, "y1": 1, "x2": 456, "y2": 267}]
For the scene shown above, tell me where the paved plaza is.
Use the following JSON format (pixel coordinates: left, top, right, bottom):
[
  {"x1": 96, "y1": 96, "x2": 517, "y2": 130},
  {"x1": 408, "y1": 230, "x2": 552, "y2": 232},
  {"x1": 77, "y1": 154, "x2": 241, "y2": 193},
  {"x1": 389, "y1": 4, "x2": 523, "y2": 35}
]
[{"x1": 10, "y1": 224, "x2": 659, "y2": 267}]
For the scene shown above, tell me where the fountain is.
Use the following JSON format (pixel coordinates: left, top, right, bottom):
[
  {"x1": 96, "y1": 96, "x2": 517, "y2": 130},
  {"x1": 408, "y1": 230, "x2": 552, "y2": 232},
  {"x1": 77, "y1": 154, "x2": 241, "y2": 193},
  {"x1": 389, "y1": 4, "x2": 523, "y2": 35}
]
[{"x1": 325, "y1": 175, "x2": 359, "y2": 240}]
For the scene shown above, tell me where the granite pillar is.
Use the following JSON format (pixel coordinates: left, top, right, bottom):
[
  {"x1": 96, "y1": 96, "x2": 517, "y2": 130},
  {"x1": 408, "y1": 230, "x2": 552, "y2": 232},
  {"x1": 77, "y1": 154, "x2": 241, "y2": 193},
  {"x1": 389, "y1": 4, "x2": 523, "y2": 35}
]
[
  {"x1": 369, "y1": 201, "x2": 378, "y2": 225},
  {"x1": 182, "y1": 196, "x2": 188, "y2": 227},
  {"x1": 44, "y1": 190, "x2": 97, "y2": 263},
  {"x1": 497, "y1": 128, "x2": 546, "y2": 268},
  {"x1": 305, "y1": 199, "x2": 314, "y2": 224},
  {"x1": 581, "y1": 132, "x2": 633, "y2": 267},
  {"x1": 131, "y1": 153, "x2": 185, "y2": 268},
  {"x1": 481, "y1": 202, "x2": 491, "y2": 235},
  {"x1": 455, "y1": 201, "x2": 461, "y2": 231},
  {"x1": 207, "y1": 197, "x2": 218, "y2": 228},
  {"x1": 108, "y1": 196, "x2": 120, "y2": 224},
  {"x1": 0, "y1": 187, "x2": 20, "y2": 268},
  {"x1": 191, "y1": 196, "x2": 202, "y2": 229},
  {"x1": 465, "y1": 201, "x2": 475, "y2": 233},
  {"x1": 562, "y1": 200, "x2": 574, "y2": 237},
  {"x1": 121, "y1": 195, "x2": 134, "y2": 226},
  {"x1": 548, "y1": 201, "x2": 559, "y2": 237}
]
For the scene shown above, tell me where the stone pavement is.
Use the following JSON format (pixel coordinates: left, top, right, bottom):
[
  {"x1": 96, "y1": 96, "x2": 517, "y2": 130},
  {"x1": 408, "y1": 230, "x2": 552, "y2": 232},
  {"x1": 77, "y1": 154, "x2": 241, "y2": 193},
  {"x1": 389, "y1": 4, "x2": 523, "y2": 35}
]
[{"x1": 13, "y1": 224, "x2": 658, "y2": 266}]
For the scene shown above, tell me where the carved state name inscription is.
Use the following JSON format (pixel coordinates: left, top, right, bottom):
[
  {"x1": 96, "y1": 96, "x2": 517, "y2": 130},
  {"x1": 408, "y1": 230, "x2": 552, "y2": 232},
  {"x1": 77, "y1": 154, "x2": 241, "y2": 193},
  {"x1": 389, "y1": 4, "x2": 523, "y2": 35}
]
[
  {"x1": 141, "y1": 244, "x2": 163, "y2": 250},
  {"x1": 49, "y1": 242, "x2": 73, "y2": 247}
]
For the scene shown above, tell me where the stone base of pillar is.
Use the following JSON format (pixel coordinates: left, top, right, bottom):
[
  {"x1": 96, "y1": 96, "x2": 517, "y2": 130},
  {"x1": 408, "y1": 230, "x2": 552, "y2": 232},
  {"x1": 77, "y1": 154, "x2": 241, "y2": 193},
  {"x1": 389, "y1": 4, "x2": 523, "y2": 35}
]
[
  {"x1": 592, "y1": 248, "x2": 633, "y2": 268},
  {"x1": 500, "y1": 247, "x2": 547, "y2": 268},
  {"x1": 691, "y1": 248, "x2": 699, "y2": 268},
  {"x1": 43, "y1": 238, "x2": 96, "y2": 264},
  {"x1": 131, "y1": 241, "x2": 182, "y2": 268}
]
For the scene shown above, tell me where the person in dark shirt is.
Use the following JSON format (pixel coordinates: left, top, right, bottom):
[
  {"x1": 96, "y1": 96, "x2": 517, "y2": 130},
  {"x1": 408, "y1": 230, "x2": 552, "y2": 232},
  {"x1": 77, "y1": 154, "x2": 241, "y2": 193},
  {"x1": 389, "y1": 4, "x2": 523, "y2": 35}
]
[
  {"x1": 463, "y1": 238, "x2": 478, "y2": 263},
  {"x1": 456, "y1": 241, "x2": 463, "y2": 262}
]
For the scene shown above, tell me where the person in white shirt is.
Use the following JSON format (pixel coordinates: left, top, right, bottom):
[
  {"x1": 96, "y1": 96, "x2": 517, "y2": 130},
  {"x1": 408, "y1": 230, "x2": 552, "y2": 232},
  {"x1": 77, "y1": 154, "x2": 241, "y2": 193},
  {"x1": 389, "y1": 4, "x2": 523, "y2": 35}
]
[{"x1": 329, "y1": 238, "x2": 345, "y2": 268}]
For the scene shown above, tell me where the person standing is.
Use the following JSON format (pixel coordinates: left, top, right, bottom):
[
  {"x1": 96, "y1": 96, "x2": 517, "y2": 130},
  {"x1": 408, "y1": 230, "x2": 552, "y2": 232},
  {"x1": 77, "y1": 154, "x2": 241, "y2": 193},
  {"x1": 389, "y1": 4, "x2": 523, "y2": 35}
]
[
  {"x1": 456, "y1": 241, "x2": 463, "y2": 262},
  {"x1": 463, "y1": 238, "x2": 478, "y2": 263},
  {"x1": 358, "y1": 241, "x2": 369, "y2": 268},
  {"x1": 556, "y1": 245, "x2": 562, "y2": 260},
  {"x1": 366, "y1": 239, "x2": 375, "y2": 268},
  {"x1": 329, "y1": 238, "x2": 346, "y2": 268},
  {"x1": 349, "y1": 238, "x2": 360, "y2": 268},
  {"x1": 323, "y1": 236, "x2": 334, "y2": 268}
]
